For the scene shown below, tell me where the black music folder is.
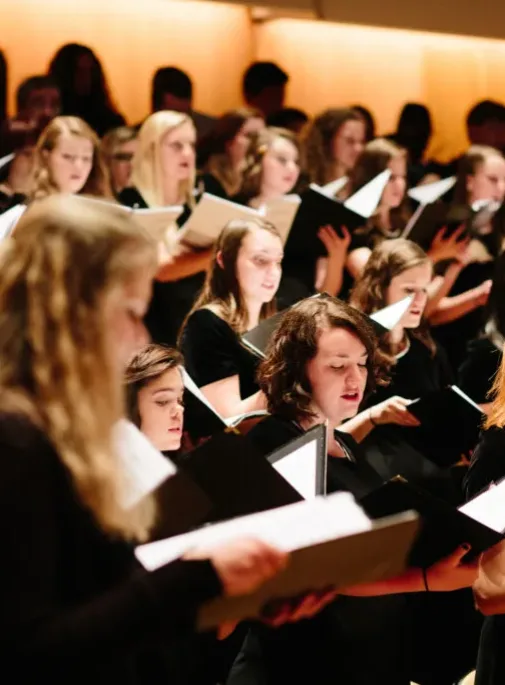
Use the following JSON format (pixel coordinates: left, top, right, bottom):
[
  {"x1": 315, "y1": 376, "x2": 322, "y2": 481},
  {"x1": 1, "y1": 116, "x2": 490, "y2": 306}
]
[
  {"x1": 361, "y1": 476, "x2": 504, "y2": 567},
  {"x1": 136, "y1": 492, "x2": 420, "y2": 629},
  {"x1": 404, "y1": 385, "x2": 484, "y2": 466},
  {"x1": 241, "y1": 294, "x2": 412, "y2": 359},
  {"x1": 287, "y1": 170, "x2": 390, "y2": 256}
]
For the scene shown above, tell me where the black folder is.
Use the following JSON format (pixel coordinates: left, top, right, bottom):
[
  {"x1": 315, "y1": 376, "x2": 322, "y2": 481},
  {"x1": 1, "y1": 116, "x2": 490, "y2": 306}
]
[
  {"x1": 241, "y1": 294, "x2": 405, "y2": 359},
  {"x1": 175, "y1": 422, "x2": 327, "y2": 521},
  {"x1": 405, "y1": 200, "x2": 494, "y2": 251},
  {"x1": 287, "y1": 187, "x2": 366, "y2": 257},
  {"x1": 360, "y1": 476, "x2": 503, "y2": 567},
  {"x1": 402, "y1": 385, "x2": 484, "y2": 466}
]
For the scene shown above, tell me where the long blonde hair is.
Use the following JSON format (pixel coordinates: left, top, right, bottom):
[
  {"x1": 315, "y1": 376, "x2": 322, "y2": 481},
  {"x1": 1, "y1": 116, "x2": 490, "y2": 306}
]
[
  {"x1": 130, "y1": 110, "x2": 196, "y2": 208},
  {"x1": 30, "y1": 115, "x2": 112, "y2": 201},
  {"x1": 0, "y1": 194, "x2": 158, "y2": 540}
]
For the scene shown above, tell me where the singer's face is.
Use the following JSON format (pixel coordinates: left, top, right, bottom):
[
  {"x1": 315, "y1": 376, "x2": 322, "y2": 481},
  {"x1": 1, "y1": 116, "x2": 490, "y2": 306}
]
[
  {"x1": 47, "y1": 135, "x2": 94, "y2": 194},
  {"x1": 467, "y1": 155, "x2": 505, "y2": 204},
  {"x1": 261, "y1": 137, "x2": 300, "y2": 197},
  {"x1": 137, "y1": 368, "x2": 185, "y2": 452},
  {"x1": 160, "y1": 121, "x2": 196, "y2": 183},
  {"x1": 381, "y1": 156, "x2": 407, "y2": 209},
  {"x1": 332, "y1": 120, "x2": 366, "y2": 173},
  {"x1": 235, "y1": 228, "x2": 283, "y2": 306},
  {"x1": 385, "y1": 262, "x2": 432, "y2": 329},
  {"x1": 305, "y1": 327, "x2": 368, "y2": 425}
]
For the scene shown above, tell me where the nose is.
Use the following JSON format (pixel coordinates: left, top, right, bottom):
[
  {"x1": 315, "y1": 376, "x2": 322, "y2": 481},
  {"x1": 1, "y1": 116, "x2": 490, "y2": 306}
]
[{"x1": 345, "y1": 364, "x2": 362, "y2": 388}]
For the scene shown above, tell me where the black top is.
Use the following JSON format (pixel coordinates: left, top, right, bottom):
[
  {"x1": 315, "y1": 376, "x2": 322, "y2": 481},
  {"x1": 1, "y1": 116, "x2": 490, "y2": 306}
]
[
  {"x1": 118, "y1": 186, "x2": 205, "y2": 346},
  {"x1": 230, "y1": 416, "x2": 411, "y2": 685},
  {"x1": 463, "y1": 427, "x2": 505, "y2": 685},
  {"x1": 458, "y1": 337, "x2": 501, "y2": 404},
  {"x1": 0, "y1": 411, "x2": 222, "y2": 683},
  {"x1": 180, "y1": 308, "x2": 260, "y2": 398},
  {"x1": 373, "y1": 335, "x2": 453, "y2": 402},
  {"x1": 359, "y1": 336, "x2": 457, "y2": 487}
]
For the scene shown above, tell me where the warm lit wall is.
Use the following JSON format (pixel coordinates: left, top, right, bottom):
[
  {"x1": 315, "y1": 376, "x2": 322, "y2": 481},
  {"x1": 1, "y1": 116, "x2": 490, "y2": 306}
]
[
  {"x1": 3, "y1": 0, "x2": 505, "y2": 162},
  {"x1": 0, "y1": 0, "x2": 253, "y2": 123},
  {"x1": 254, "y1": 18, "x2": 505, "y2": 161}
]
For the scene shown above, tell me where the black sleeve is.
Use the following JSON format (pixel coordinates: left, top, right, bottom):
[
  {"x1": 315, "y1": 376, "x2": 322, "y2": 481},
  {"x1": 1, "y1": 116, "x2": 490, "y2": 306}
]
[
  {"x1": 457, "y1": 339, "x2": 501, "y2": 404},
  {"x1": 434, "y1": 342, "x2": 454, "y2": 387},
  {"x1": 463, "y1": 427, "x2": 505, "y2": 499},
  {"x1": 118, "y1": 186, "x2": 148, "y2": 209},
  {"x1": 0, "y1": 424, "x2": 222, "y2": 666},
  {"x1": 180, "y1": 309, "x2": 241, "y2": 387},
  {"x1": 200, "y1": 173, "x2": 229, "y2": 200}
]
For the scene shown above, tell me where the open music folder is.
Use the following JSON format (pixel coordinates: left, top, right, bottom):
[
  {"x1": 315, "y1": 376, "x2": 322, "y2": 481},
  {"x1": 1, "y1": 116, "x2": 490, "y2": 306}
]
[
  {"x1": 361, "y1": 475, "x2": 505, "y2": 567},
  {"x1": 404, "y1": 385, "x2": 484, "y2": 466},
  {"x1": 135, "y1": 492, "x2": 419, "y2": 629},
  {"x1": 241, "y1": 295, "x2": 413, "y2": 360},
  {"x1": 178, "y1": 193, "x2": 263, "y2": 248},
  {"x1": 287, "y1": 170, "x2": 391, "y2": 257}
]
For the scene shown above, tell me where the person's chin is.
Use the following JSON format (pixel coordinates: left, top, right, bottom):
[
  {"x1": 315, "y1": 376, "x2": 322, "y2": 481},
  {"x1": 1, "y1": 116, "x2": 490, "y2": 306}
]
[
  {"x1": 160, "y1": 437, "x2": 182, "y2": 452},
  {"x1": 404, "y1": 314, "x2": 422, "y2": 328}
]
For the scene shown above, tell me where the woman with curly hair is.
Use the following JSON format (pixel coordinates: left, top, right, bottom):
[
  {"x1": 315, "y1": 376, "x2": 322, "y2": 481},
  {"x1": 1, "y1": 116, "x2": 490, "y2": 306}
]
[
  {"x1": 300, "y1": 107, "x2": 366, "y2": 188},
  {"x1": 228, "y1": 295, "x2": 477, "y2": 685}
]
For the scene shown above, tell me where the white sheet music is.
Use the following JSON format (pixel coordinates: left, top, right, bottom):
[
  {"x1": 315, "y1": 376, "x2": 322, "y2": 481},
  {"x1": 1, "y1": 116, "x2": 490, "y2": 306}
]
[
  {"x1": 136, "y1": 491, "x2": 371, "y2": 570},
  {"x1": 263, "y1": 195, "x2": 301, "y2": 244},
  {"x1": 178, "y1": 193, "x2": 262, "y2": 248},
  {"x1": 370, "y1": 296, "x2": 413, "y2": 331},
  {"x1": 114, "y1": 419, "x2": 177, "y2": 509},
  {"x1": 344, "y1": 170, "x2": 391, "y2": 218},
  {"x1": 272, "y1": 440, "x2": 318, "y2": 499},
  {"x1": 459, "y1": 479, "x2": 505, "y2": 533},
  {"x1": 407, "y1": 176, "x2": 457, "y2": 204}
]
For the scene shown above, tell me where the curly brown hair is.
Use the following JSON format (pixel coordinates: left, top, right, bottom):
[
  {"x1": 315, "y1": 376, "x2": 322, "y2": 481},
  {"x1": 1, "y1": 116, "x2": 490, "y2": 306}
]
[
  {"x1": 125, "y1": 344, "x2": 183, "y2": 428},
  {"x1": 350, "y1": 238, "x2": 436, "y2": 356},
  {"x1": 258, "y1": 295, "x2": 390, "y2": 423},
  {"x1": 300, "y1": 108, "x2": 365, "y2": 186}
]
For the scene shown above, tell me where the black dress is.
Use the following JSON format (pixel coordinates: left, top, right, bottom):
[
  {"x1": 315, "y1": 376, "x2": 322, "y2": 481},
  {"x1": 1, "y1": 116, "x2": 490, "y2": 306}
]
[
  {"x1": 180, "y1": 308, "x2": 259, "y2": 398},
  {"x1": 0, "y1": 411, "x2": 222, "y2": 684},
  {"x1": 463, "y1": 427, "x2": 505, "y2": 685},
  {"x1": 458, "y1": 336, "x2": 502, "y2": 404},
  {"x1": 229, "y1": 416, "x2": 412, "y2": 685},
  {"x1": 118, "y1": 186, "x2": 206, "y2": 346}
]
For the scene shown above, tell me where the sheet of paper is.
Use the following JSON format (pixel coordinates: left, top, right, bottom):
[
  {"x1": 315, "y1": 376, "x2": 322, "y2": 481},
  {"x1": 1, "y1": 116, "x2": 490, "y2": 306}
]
[
  {"x1": 272, "y1": 439, "x2": 318, "y2": 500},
  {"x1": 114, "y1": 419, "x2": 177, "y2": 510},
  {"x1": 179, "y1": 193, "x2": 262, "y2": 248},
  {"x1": 344, "y1": 169, "x2": 391, "y2": 218},
  {"x1": 0, "y1": 203, "x2": 26, "y2": 240},
  {"x1": 224, "y1": 410, "x2": 268, "y2": 428},
  {"x1": 370, "y1": 296, "x2": 413, "y2": 330},
  {"x1": 408, "y1": 176, "x2": 457, "y2": 204},
  {"x1": 450, "y1": 385, "x2": 484, "y2": 414},
  {"x1": 459, "y1": 478, "x2": 505, "y2": 533},
  {"x1": 263, "y1": 195, "x2": 301, "y2": 244},
  {"x1": 181, "y1": 367, "x2": 225, "y2": 422},
  {"x1": 136, "y1": 491, "x2": 371, "y2": 570},
  {"x1": 132, "y1": 206, "x2": 184, "y2": 240},
  {"x1": 0, "y1": 152, "x2": 15, "y2": 171}
]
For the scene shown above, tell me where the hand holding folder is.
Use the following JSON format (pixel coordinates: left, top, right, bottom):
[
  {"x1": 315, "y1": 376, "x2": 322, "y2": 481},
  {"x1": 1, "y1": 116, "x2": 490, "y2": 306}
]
[{"x1": 136, "y1": 493, "x2": 419, "y2": 629}]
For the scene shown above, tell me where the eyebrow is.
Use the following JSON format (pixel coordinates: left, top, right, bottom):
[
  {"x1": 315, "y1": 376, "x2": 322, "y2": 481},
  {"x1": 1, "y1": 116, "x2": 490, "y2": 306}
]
[
  {"x1": 328, "y1": 353, "x2": 368, "y2": 359},
  {"x1": 152, "y1": 387, "x2": 182, "y2": 395}
]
